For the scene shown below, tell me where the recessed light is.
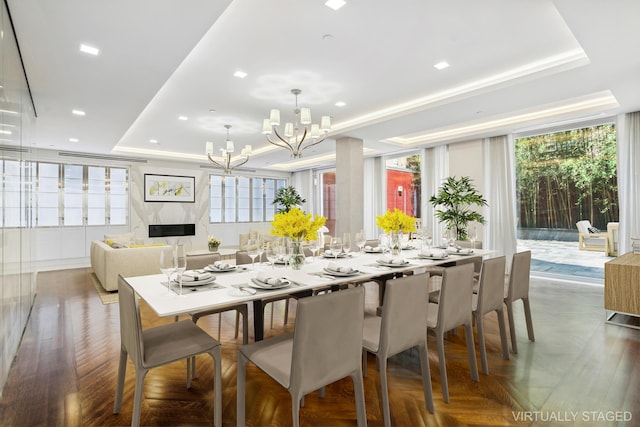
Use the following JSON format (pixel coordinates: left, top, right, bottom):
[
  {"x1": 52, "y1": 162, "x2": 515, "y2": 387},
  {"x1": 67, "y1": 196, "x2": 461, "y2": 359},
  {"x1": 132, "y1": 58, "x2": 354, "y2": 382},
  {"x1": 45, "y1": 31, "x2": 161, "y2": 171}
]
[
  {"x1": 209, "y1": 108, "x2": 217, "y2": 113},
  {"x1": 178, "y1": 116, "x2": 188, "y2": 121},
  {"x1": 0, "y1": 130, "x2": 12, "y2": 135},
  {"x1": 335, "y1": 101, "x2": 346, "y2": 107},
  {"x1": 79, "y1": 44, "x2": 100, "y2": 56},
  {"x1": 233, "y1": 70, "x2": 248, "y2": 79},
  {"x1": 72, "y1": 109, "x2": 86, "y2": 116},
  {"x1": 149, "y1": 139, "x2": 158, "y2": 144},
  {"x1": 69, "y1": 138, "x2": 79, "y2": 142},
  {"x1": 325, "y1": 0, "x2": 346, "y2": 11},
  {"x1": 434, "y1": 61, "x2": 450, "y2": 70}
]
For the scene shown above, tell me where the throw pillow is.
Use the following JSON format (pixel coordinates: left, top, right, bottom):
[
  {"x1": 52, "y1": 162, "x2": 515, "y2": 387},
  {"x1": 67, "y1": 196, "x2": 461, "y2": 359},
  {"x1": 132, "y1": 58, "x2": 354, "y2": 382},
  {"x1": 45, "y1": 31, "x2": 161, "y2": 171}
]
[
  {"x1": 104, "y1": 232, "x2": 134, "y2": 246},
  {"x1": 588, "y1": 226, "x2": 600, "y2": 234}
]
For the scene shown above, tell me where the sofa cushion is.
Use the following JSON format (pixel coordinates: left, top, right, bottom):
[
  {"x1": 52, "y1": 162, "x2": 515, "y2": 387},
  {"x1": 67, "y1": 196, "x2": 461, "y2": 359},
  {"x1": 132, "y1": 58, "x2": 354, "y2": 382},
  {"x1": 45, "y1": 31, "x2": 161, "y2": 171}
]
[{"x1": 104, "y1": 232, "x2": 134, "y2": 246}]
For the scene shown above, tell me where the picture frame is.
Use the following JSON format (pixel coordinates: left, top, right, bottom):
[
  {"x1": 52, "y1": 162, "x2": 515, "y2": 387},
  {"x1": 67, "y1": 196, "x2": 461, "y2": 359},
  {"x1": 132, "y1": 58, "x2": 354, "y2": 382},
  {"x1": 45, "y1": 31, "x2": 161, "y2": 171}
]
[{"x1": 144, "y1": 174, "x2": 195, "y2": 203}]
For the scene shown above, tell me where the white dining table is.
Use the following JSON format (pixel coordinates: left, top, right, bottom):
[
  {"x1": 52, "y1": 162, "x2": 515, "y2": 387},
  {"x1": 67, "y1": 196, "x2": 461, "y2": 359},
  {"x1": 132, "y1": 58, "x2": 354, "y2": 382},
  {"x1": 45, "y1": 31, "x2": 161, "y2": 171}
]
[{"x1": 124, "y1": 246, "x2": 493, "y2": 341}]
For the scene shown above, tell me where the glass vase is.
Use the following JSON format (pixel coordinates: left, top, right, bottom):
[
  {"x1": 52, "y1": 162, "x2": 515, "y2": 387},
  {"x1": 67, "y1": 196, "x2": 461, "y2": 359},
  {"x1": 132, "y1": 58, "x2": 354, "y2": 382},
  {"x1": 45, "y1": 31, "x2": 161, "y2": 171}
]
[
  {"x1": 390, "y1": 231, "x2": 401, "y2": 255},
  {"x1": 289, "y1": 240, "x2": 306, "y2": 270}
]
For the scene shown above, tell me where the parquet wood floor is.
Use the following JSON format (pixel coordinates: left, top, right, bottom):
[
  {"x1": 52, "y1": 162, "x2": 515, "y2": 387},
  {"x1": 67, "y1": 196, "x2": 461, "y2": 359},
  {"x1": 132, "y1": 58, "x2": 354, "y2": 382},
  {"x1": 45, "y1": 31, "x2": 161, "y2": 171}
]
[{"x1": 1, "y1": 268, "x2": 639, "y2": 426}]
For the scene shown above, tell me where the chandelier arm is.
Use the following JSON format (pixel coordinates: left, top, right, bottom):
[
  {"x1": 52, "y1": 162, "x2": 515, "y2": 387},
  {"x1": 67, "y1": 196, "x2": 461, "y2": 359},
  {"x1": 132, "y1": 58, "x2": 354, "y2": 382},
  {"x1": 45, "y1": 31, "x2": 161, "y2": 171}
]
[
  {"x1": 300, "y1": 134, "x2": 327, "y2": 153},
  {"x1": 294, "y1": 127, "x2": 308, "y2": 153},
  {"x1": 272, "y1": 128, "x2": 297, "y2": 152},
  {"x1": 230, "y1": 156, "x2": 250, "y2": 170},
  {"x1": 207, "y1": 153, "x2": 227, "y2": 169}
]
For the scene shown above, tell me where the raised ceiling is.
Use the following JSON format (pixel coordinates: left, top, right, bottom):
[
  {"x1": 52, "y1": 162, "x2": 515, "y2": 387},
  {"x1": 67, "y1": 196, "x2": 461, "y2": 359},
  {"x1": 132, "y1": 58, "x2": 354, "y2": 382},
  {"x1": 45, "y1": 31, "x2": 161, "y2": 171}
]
[{"x1": 7, "y1": 0, "x2": 640, "y2": 171}]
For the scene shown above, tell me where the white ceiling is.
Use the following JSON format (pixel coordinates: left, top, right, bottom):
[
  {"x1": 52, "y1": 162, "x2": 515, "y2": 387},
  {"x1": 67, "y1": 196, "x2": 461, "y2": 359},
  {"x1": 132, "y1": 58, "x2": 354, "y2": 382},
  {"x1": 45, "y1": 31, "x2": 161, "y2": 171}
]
[{"x1": 6, "y1": 0, "x2": 640, "y2": 171}]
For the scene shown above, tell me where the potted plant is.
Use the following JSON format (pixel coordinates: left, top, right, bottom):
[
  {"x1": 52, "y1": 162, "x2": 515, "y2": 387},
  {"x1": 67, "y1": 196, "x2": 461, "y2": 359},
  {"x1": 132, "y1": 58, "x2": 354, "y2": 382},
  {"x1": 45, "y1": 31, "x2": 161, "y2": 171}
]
[
  {"x1": 429, "y1": 176, "x2": 488, "y2": 241},
  {"x1": 273, "y1": 186, "x2": 306, "y2": 213},
  {"x1": 207, "y1": 236, "x2": 221, "y2": 252}
]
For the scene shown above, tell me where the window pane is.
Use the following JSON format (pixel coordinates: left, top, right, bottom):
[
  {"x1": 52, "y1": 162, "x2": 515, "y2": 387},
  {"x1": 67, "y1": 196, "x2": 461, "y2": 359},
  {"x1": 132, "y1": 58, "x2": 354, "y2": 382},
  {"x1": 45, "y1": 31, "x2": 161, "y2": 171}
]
[
  {"x1": 37, "y1": 163, "x2": 59, "y2": 227},
  {"x1": 252, "y1": 178, "x2": 264, "y2": 221},
  {"x1": 385, "y1": 154, "x2": 420, "y2": 218},
  {"x1": 321, "y1": 172, "x2": 336, "y2": 235},
  {"x1": 108, "y1": 168, "x2": 128, "y2": 225},
  {"x1": 64, "y1": 164, "x2": 83, "y2": 226},
  {"x1": 210, "y1": 175, "x2": 223, "y2": 222},
  {"x1": 87, "y1": 167, "x2": 106, "y2": 225},
  {"x1": 265, "y1": 179, "x2": 276, "y2": 221},
  {"x1": 237, "y1": 177, "x2": 250, "y2": 222},
  {"x1": 223, "y1": 176, "x2": 236, "y2": 222}
]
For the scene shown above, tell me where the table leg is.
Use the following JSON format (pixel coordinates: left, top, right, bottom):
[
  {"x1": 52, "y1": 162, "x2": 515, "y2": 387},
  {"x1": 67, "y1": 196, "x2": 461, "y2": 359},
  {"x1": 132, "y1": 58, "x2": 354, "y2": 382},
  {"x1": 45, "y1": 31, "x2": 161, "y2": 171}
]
[{"x1": 253, "y1": 299, "x2": 266, "y2": 341}]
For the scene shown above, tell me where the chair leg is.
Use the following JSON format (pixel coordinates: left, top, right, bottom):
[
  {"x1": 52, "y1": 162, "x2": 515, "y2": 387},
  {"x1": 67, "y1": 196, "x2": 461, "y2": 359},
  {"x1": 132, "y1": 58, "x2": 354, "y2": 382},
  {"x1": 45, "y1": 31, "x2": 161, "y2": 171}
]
[
  {"x1": 209, "y1": 348, "x2": 222, "y2": 427},
  {"x1": 234, "y1": 310, "x2": 241, "y2": 339},
  {"x1": 284, "y1": 298, "x2": 290, "y2": 325},
  {"x1": 132, "y1": 369, "x2": 148, "y2": 427},
  {"x1": 496, "y1": 308, "x2": 510, "y2": 360},
  {"x1": 191, "y1": 355, "x2": 197, "y2": 380},
  {"x1": 523, "y1": 297, "x2": 535, "y2": 342},
  {"x1": 240, "y1": 306, "x2": 249, "y2": 345},
  {"x1": 113, "y1": 348, "x2": 127, "y2": 413},
  {"x1": 186, "y1": 357, "x2": 192, "y2": 388},
  {"x1": 436, "y1": 330, "x2": 449, "y2": 403},
  {"x1": 378, "y1": 356, "x2": 392, "y2": 427},
  {"x1": 237, "y1": 352, "x2": 248, "y2": 427},
  {"x1": 362, "y1": 350, "x2": 368, "y2": 377},
  {"x1": 475, "y1": 313, "x2": 489, "y2": 375},
  {"x1": 352, "y1": 369, "x2": 368, "y2": 427},
  {"x1": 291, "y1": 392, "x2": 302, "y2": 427},
  {"x1": 464, "y1": 323, "x2": 479, "y2": 382},
  {"x1": 217, "y1": 313, "x2": 222, "y2": 341},
  {"x1": 418, "y1": 343, "x2": 435, "y2": 414},
  {"x1": 505, "y1": 300, "x2": 518, "y2": 354}
]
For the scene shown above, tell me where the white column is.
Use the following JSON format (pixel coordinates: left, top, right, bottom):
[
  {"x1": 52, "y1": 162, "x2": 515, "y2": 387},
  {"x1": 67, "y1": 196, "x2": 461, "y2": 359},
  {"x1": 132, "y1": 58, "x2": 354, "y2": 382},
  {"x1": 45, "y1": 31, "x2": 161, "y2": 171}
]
[{"x1": 336, "y1": 137, "x2": 364, "y2": 240}]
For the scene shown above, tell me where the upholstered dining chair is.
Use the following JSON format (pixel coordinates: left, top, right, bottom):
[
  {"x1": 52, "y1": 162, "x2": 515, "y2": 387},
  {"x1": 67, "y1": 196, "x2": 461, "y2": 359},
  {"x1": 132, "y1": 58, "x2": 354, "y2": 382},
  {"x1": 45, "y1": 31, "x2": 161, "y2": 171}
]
[
  {"x1": 504, "y1": 250, "x2": 535, "y2": 354},
  {"x1": 237, "y1": 286, "x2": 367, "y2": 427},
  {"x1": 427, "y1": 263, "x2": 479, "y2": 403},
  {"x1": 114, "y1": 275, "x2": 222, "y2": 427},
  {"x1": 472, "y1": 256, "x2": 509, "y2": 375},
  {"x1": 362, "y1": 273, "x2": 435, "y2": 426}
]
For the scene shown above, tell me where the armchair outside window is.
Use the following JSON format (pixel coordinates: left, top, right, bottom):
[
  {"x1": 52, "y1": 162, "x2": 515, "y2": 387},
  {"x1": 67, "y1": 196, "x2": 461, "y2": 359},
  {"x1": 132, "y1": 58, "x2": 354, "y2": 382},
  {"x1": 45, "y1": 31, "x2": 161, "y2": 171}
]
[{"x1": 576, "y1": 220, "x2": 609, "y2": 253}]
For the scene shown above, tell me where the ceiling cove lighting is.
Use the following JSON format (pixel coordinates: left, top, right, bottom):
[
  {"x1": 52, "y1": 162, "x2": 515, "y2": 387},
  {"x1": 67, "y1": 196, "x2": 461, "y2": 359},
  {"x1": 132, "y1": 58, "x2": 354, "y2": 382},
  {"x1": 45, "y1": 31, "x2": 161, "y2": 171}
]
[
  {"x1": 325, "y1": 0, "x2": 346, "y2": 11},
  {"x1": 79, "y1": 44, "x2": 100, "y2": 56},
  {"x1": 262, "y1": 88, "x2": 331, "y2": 158},
  {"x1": 205, "y1": 125, "x2": 252, "y2": 174},
  {"x1": 72, "y1": 109, "x2": 85, "y2": 116}
]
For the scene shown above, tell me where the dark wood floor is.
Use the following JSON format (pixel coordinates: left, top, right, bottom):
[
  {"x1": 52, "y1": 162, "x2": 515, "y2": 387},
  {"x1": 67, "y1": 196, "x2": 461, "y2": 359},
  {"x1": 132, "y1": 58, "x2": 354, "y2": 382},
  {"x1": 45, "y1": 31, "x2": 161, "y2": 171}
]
[{"x1": 1, "y1": 269, "x2": 639, "y2": 427}]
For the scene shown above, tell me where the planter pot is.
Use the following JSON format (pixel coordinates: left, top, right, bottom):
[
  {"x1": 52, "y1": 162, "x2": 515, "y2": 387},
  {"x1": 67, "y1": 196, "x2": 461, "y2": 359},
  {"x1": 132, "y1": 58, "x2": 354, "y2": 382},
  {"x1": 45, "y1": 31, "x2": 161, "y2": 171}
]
[{"x1": 208, "y1": 244, "x2": 219, "y2": 252}]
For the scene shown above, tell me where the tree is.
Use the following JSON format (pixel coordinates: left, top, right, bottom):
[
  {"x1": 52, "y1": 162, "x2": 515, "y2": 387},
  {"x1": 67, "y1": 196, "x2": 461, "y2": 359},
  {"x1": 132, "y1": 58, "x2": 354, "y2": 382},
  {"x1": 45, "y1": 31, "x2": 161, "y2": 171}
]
[{"x1": 272, "y1": 186, "x2": 306, "y2": 213}]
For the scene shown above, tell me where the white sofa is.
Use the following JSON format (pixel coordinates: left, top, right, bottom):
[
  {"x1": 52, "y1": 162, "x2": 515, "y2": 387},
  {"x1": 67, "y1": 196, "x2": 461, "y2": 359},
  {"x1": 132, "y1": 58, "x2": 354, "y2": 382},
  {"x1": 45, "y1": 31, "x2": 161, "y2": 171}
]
[{"x1": 90, "y1": 236, "x2": 167, "y2": 291}]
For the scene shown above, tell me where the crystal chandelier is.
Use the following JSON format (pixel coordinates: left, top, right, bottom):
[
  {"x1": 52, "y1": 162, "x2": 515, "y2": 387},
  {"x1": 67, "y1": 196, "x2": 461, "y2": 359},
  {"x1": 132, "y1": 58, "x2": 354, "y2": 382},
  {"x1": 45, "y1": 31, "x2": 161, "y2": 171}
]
[
  {"x1": 205, "y1": 125, "x2": 252, "y2": 174},
  {"x1": 262, "y1": 89, "x2": 331, "y2": 158}
]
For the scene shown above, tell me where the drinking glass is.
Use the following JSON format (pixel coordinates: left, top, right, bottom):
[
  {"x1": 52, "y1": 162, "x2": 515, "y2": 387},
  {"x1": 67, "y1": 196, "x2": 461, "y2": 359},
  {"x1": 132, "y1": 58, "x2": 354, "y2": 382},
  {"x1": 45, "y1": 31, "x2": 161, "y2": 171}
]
[
  {"x1": 329, "y1": 236, "x2": 342, "y2": 262},
  {"x1": 309, "y1": 238, "x2": 321, "y2": 261},
  {"x1": 379, "y1": 233, "x2": 390, "y2": 253},
  {"x1": 265, "y1": 242, "x2": 278, "y2": 269},
  {"x1": 342, "y1": 232, "x2": 352, "y2": 258},
  {"x1": 355, "y1": 229, "x2": 366, "y2": 255},
  {"x1": 247, "y1": 238, "x2": 260, "y2": 270},
  {"x1": 175, "y1": 244, "x2": 187, "y2": 295},
  {"x1": 159, "y1": 247, "x2": 176, "y2": 292},
  {"x1": 468, "y1": 225, "x2": 477, "y2": 251},
  {"x1": 425, "y1": 233, "x2": 433, "y2": 255}
]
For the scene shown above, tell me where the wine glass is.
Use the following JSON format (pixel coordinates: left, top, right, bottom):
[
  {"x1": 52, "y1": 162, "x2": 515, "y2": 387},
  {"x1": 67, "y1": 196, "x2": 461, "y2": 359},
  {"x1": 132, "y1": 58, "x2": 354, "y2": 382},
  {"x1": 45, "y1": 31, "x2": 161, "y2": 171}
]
[
  {"x1": 247, "y1": 238, "x2": 260, "y2": 270},
  {"x1": 175, "y1": 244, "x2": 187, "y2": 295},
  {"x1": 265, "y1": 242, "x2": 278, "y2": 269},
  {"x1": 379, "y1": 233, "x2": 390, "y2": 254},
  {"x1": 424, "y1": 233, "x2": 433, "y2": 255},
  {"x1": 309, "y1": 237, "x2": 321, "y2": 261},
  {"x1": 159, "y1": 247, "x2": 176, "y2": 292},
  {"x1": 468, "y1": 225, "x2": 477, "y2": 251},
  {"x1": 355, "y1": 229, "x2": 366, "y2": 255},
  {"x1": 329, "y1": 236, "x2": 342, "y2": 262},
  {"x1": 342, "y1": 232, "x2": 352, "y2": 258}
]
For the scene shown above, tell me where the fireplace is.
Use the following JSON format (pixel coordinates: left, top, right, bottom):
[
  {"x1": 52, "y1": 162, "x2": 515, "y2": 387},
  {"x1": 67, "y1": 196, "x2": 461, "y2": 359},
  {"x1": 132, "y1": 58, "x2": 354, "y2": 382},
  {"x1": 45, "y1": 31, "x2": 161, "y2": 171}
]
[{"x1": 148, "y1": 223, "x2": 195, "y2": 238}]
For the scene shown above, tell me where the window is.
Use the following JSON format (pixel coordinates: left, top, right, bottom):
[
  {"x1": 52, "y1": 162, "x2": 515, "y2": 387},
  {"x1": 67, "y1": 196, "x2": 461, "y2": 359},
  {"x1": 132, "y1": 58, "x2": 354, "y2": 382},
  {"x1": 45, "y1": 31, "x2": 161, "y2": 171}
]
[
  {"x1": 385, "y1": 154, "x2": 421, "y2": 218},
  {"x1": 0, "y1": 160, "x2": 128, "y2": 228},
  {"x1": 209, "y1": 174, "x2": 286, "y2": 223}
]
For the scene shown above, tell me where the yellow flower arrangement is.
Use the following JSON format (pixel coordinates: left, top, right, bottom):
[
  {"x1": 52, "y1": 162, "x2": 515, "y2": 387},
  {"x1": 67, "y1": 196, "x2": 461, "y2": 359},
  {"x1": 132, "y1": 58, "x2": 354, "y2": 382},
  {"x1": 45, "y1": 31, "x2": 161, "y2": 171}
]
[
  {"x1": 376, "y1": 208, "x2": 417, "y2": 233},
  {"x1": 270, "y1": 207, "x2": 326, "y2": 241}
]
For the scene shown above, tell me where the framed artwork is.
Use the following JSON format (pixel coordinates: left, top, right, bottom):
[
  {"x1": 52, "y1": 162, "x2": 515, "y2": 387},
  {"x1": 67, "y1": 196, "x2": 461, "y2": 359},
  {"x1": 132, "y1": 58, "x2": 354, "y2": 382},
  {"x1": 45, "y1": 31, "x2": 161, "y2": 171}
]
[{"x1": 144, "y1": 174, "x2": 195, "y2": 203}]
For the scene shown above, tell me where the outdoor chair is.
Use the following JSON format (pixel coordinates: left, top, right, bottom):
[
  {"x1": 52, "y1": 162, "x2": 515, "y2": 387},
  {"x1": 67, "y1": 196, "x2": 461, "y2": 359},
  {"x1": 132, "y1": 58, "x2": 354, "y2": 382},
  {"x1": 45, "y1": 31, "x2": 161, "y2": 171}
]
[{"x1": 576, "y1": 220, "x2": 609, "y2": 253}]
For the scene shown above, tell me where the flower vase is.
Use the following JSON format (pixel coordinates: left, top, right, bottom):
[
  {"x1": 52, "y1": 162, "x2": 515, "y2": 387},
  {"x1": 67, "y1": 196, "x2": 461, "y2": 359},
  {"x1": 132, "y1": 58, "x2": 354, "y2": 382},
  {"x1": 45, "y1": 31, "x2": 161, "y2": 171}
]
[
  {"x1": 390, "y1": 231, "x2": 401, "y2": 255},
  {"x1": 289, "y1": 240, "x2": 306, "y2": 270},
  {"x1": 208, "y1": 244, "x2": 219, "y2": 252}
]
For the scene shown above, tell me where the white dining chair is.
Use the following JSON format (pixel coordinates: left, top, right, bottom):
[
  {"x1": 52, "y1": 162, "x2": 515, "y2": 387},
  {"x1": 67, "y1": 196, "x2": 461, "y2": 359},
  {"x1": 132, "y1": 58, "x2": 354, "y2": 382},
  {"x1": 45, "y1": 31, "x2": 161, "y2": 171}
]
[
  {"x1": 237, "y1": 286, "x2": 367, "y2": 427},
  {"x1": 472, "y1": 256, "x2": 509, "y2": 375},
  {"x1": 504, "y1": 250, "x2": 535, "y2": 354},
  {"x1": 114, "y1": 275, "x2": 222, "y2": 427},
  {"x1": 363, "y1": 273, "x2": 435, "y2": 426}
]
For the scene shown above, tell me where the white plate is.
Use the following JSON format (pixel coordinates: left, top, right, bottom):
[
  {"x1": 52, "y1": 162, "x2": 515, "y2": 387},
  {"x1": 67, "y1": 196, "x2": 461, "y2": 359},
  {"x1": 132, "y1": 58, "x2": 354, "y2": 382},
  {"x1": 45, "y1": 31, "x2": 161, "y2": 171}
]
[
  {"x1": 322, "y1": 268, "x2": 359, "y2": 277},
  {"x1": 248, "y1": 278, "x2": 291, "y2": 290},
  {"x1": 364, "y1": 249, "x2": 383, "y2": 253},
  {"x1": 204, "y1": 265, "x2": 237, "y2": 272},
  {"x1": 178, "y1": 276, "x2": 217, "y2": 287},
  {"x1": 376, "y1": 260, "x2": 409, "y2": 267},
  {"x1": 322, "y1": 252, "x2": 347, "y2": 258}
]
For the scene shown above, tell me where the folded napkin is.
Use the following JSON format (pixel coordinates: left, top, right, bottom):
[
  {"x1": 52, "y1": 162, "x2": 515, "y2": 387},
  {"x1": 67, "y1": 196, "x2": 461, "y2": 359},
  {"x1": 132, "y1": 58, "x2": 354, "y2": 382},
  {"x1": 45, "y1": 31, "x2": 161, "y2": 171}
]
[
  {"x1": 211, "y1": 261, "x2": 232, "y2": 270},
  {"x1": 446, "y1": 247, "x2": 473, "y2": 254},
  {"x1": 324, "y1": 250, "x2": 342, "y2": 257},
  {"x1": 364, "y1": 245, "x2": 382, "y2": 251},
  {"x1": 181, "y1": 270, "x2": 213, "y2": 282},
  {"x1": 424, "y1": 250, "x2": 448, "y2": 258},
  {"x1": 255, "y1": 272, "x2": 284, "y2": 286},
  {"x1": 379, "y1": 255, "x2": 406, "y2": 264},
  {"x1": 326, "y1": 262, "x2": 354, "y2": 273}
]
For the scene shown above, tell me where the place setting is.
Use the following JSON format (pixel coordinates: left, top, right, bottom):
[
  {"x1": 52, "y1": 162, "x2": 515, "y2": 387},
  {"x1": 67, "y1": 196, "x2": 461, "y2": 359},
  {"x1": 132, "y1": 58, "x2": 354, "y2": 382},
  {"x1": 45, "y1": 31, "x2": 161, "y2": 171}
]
[
  {"x1": 320, "y1": 261, "x2": 361, "y2": 277},
  {"x1": 168, "y1": 270, "x2": 225, "y2": 294},
  {"x1": 204, "y1": 260, "x2": 238, "y2": 273},
  {"x1": 247, "y1": 271, "x2": 291, "y2": 290},
  {"x1": 374, "y1": 254, "x2": 412, "y2": 268}
]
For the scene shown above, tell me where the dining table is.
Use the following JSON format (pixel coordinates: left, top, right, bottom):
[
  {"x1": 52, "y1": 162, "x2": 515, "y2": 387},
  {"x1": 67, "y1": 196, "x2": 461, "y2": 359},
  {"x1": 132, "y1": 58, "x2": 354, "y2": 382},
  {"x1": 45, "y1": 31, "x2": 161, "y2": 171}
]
[{"x1": 124, "y1": 244, "x2": 493, "y2": 341}]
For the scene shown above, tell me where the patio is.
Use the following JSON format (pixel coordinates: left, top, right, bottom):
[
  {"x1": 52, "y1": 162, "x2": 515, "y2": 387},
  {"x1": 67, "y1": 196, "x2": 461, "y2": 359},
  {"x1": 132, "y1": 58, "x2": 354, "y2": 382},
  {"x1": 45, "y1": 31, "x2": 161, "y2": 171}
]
[{"x1": 518, "y1": 239, "x2": 614, "y2": 283}]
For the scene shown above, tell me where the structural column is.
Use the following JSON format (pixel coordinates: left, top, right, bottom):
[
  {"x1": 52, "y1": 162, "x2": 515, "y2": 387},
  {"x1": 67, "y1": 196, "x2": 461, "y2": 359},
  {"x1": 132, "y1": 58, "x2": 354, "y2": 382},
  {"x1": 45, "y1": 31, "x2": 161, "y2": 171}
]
[{"x1": 335, "y1": 137, "x2": 364, "y2": 241}]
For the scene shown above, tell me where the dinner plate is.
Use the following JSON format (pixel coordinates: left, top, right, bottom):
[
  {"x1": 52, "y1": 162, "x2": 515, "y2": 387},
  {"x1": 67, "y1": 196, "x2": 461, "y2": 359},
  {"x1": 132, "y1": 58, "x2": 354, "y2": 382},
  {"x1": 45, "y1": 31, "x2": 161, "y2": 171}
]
[
  {"x1": 204, "y1": 265, "x2": 237, "y2": 272},
  {"x1": 178, "y1": 276, "x2": 217, "y2": 287},
  {"x1": 322, "y1": 268, "x2": 360, "y2": 277},
  {"x1": 322, "y1": 252, "x2": 347, "y2": 258},
  {"x1": 376, "y1": 260, "x2": 410, "y2": 267},
  {"x1": 364, "y1": 248, "x2": 383, "y2": 253},
  {"x1": 248, "y1": 278, "x2": 291, "y2": 290}
]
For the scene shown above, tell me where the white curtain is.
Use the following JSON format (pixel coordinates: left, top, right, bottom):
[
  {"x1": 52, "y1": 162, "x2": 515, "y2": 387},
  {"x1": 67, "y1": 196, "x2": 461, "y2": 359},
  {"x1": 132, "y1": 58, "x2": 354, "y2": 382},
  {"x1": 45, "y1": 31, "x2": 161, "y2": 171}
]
[
  {"x1": 422, "y1": 145, "x2": 449, "y2": 245},
  {"x1": 364, "y1": 157, "x2": 385, "y2": 239},
  {"x1": 290, "y1": 171, "x2": 313, "y2": 213},
  {"x1": 616, "y1": 111, "x2": 640, "y2": 254},
  {"x1": 482, "y1": 135, "x2": 517, "y2": 266}
]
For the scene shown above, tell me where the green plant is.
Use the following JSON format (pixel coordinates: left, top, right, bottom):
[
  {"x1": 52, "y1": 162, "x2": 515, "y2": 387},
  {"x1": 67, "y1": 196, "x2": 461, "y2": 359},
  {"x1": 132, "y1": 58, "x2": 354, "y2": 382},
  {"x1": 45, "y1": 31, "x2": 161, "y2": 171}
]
[
  {"x1": 429, "y1": 176, "x2": 488, "y2": 240},
  {"x1": 273, "y1": 186, "x2": 306, "y2": 213}
]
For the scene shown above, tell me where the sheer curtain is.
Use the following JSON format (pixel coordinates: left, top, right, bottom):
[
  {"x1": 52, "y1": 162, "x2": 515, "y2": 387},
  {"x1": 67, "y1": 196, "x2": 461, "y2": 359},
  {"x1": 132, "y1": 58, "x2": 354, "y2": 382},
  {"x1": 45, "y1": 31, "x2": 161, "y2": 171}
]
[
  {"x1": 482, "y1": 135, "x2": 517, "y2": 267},
  {"x1": 364, "y1": 157, "x2": 385, "y2": 239},
  {"x1": 616, "y1": 111, "x2": 640, "y2": 254},
  {"x1": 422, "y1": 145, "x2": 449, "y2": 245}
]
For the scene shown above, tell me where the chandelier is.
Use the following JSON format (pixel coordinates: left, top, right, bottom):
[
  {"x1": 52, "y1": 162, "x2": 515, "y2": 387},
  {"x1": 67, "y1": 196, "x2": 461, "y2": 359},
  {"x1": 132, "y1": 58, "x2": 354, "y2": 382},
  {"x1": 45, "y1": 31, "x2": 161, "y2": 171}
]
[
  {"x1": 205, "y1": 125, "x2": 252, "y2": 174},
  {"x1": 262, "y1": 89, "x2": 331, "y2": 158}
]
